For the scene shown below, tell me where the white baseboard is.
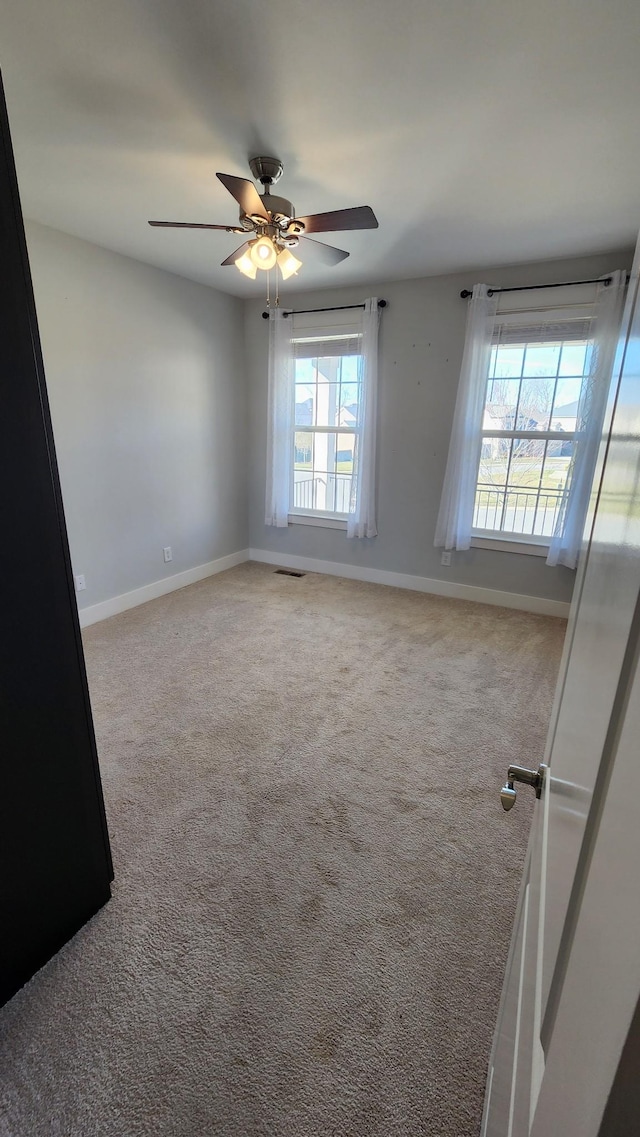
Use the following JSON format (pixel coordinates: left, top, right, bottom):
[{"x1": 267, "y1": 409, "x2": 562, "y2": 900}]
[
  {"x1": 77, "y1": 545, "x2": 570, "y2": 626},
  {"x1": 249, "y1": 548, "x2": 570, "y2": 618},
  {"x1": 78, "y1": 549, "x2": 250, "y2": 628}
]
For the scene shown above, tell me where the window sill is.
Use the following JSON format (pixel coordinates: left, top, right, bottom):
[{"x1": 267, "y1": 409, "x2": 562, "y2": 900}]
[
  {"x1": 289, "y1": 513, "x2": 347, "y2": 531},
  {"x1": 471, "y1": 534, "x2": 549, "y2": 558}
]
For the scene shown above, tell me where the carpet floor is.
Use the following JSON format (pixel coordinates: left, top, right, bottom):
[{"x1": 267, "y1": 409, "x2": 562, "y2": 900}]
[{"x1": 0, "y1": 563, "x2": 566, "y2": 1136}]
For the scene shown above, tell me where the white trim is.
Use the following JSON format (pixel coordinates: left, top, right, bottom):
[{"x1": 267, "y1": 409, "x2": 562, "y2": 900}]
[
  {"x1": 249, "y1": 548, "x2": 570, "y2": 618},
  {"x1": 471, "y1": 536, "x2": 549, "y2": 558},
  {"x1": 288, "y1": 514, "x2": 347, "y2": 530},
  {"x1": 78, "y1": 549, "x2": 250, "y2": 628}
]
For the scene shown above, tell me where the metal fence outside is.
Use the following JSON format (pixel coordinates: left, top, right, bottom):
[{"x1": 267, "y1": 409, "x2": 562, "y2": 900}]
[
  {"x1": 474, "y1": 484, "x2": 563, "y2": 537},
  {"x1": 293, "y1": 475, "x2": 352, "y2": 514}
]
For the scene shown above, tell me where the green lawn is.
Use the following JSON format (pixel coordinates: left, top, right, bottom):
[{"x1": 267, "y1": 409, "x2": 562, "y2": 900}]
[{"x1": 479, "y1": 456, "x2": 570, "y2": 491}]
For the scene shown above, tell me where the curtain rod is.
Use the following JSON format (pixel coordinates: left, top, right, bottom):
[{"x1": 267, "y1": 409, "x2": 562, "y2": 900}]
[
  {"x1": 460, "y1": 277, "x2": 612, "y2": 299},
  {"x1": 261, "y1": 299, "x2": 387, "y2": 319}
]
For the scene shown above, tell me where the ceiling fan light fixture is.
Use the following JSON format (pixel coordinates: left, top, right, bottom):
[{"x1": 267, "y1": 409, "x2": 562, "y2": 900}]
[
  {"x1": 150, "y1": 159, "x2": 378, "y2": 293},
  {"x1": 250, "y1": 235, "x2": 277, "y2": 270},
  {"x1": 277, "y1": 248, "x2": 302, "y2": 281},
  {"x1": 235, "y1": 249, "x2": 257, "y2": 279}
]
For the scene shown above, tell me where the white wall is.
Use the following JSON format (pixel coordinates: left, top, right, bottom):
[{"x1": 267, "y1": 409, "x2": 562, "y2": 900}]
[
  {"x1": 26, "y1": 221, "x2": 247, "y2": 610},
  {"x1": 245, "y1": 250, "x2": 634, "y2": 605}
]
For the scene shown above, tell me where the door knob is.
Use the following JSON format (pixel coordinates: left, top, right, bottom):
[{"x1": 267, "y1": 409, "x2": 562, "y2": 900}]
[{"x1": 500, "y1": 764, "x2": 545, "y2": 811}]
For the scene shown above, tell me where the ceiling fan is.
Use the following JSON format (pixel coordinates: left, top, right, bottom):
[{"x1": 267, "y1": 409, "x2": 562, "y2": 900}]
[{"x1": 149, "y1": 156, "x2": 378, "y2": 281}]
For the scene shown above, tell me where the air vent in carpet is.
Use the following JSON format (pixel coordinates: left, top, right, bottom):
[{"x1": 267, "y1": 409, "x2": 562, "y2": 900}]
[{"x1": 274, "y1": 569, "x2": 305, "y2": 578}]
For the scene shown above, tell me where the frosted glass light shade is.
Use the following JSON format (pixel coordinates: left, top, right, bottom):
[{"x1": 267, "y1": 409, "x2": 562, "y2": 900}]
[
  {"x1": 250, "y1": 236, "x2": 277, "y2": 270},
  {"x1": 235, "y1": 250, "x2": 257, "y2": 279},
  {"x1": 277, "y1": 249, "x2": 302, "y2": 280}
]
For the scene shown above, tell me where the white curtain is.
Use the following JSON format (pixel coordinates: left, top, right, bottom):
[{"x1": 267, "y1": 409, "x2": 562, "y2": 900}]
[
  {"x1": 547, "y1": 267, "x2": 627, "y2": 568},
  {"x1": 434, "y1": 284, "x2": 498, "y2": 550},
  {"x1": 547, "y1": 270, "x2": 627, "y2": 568},
  {"x1": 265, "y1": 308, "x2": 294, "y2": 527},
  {"x1": 347, "y1": 297, "x2": 380, "y2": 538}
]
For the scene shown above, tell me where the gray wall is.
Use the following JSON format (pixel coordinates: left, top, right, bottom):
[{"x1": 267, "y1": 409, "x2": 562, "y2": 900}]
[
  {"x1": 245, "y1": 250, "x2": 634, "y2": 603},
  {"x1": 26, "y1": 221, "x2": 247, "y2": 609},
  {"x1": 24, "y1": 228, "x2": 634, "y2": 615}
]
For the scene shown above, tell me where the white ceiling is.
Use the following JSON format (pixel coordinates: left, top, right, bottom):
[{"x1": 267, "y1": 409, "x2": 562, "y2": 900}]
[{"x1": 2, "y1": 0, "x2": 639, "y2": 297}]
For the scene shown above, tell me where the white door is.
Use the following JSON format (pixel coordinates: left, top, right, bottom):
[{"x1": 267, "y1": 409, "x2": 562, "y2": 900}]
[{"x1": 482, "y1": 239, "x2": 640, "y2": 1137}]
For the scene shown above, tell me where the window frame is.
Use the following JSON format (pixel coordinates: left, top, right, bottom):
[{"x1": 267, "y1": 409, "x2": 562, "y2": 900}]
[
  {"x1": 471, "y1": 318, "x2": 591, "y2": 551},
  {"x1": 289, "y1": 328, "x2": 363, "y2": 524}
]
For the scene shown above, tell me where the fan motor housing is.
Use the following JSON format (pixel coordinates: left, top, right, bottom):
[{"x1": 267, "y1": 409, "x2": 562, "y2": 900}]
[
  {"x1": 262, "y1": 193, "x2": 294, "y2": 221},
  {"x1": 240, "y1": 193, "x2": 298, "y2": 234}
]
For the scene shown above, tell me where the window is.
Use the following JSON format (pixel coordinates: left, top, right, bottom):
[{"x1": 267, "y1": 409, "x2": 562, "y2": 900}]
[
  {"x1": 435, "y1": 274, "x2": 626, "y2": 565},
  {"x1": 473, "y1": 326, "x2": 592, "y2": 543},
  {"x1": 291, "y1": 332, "x2": 363, "y2": 520},
  {"x1": 266, "y1": 300, "x2": 381, "y2": 537}
]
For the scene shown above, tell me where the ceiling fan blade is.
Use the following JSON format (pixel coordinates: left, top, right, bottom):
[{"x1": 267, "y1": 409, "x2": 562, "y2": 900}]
[
  {"x1": 220, "y1": 241, "x2": 252, "y2": 267},
  {"x1": 295, "y1": 205, "x2": 378, "y2": 234},
  {"x1": 216, "y1": 172, "x2": 269, "y2": 221},
  {"x1": 299, "y1": 236, "x2": 350, "y2": 265},
  {"x1": 149, "y1": 221, "x2": 245, "y2": 232}
]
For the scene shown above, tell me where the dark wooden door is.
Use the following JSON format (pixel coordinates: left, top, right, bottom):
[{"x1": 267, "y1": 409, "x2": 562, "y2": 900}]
[{"x1": 0, "y1": 73, "x2": 113, "y2": 1007}]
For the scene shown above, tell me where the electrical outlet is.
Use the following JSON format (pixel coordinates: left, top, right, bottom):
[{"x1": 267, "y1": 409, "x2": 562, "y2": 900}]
[
  {"x1": 75, "y1": 574, "x2": 86, "y2": 592},
  {"x1": 441, "y1": 551, "x2": 452, "y2": 567},
  {"x1": 163, "y1": 546, "x2": 172, "y2": 563}
]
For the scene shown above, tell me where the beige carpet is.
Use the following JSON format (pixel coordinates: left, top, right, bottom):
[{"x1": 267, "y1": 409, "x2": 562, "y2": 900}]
[{"x1": 0, "y1": 563, "x2": 566, "y2": 1136}]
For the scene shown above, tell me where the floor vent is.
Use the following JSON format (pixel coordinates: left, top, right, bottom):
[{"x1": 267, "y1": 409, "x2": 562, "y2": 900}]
[{"x1": 274, "y1": 569, "x2": 306, "y2": 578}]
